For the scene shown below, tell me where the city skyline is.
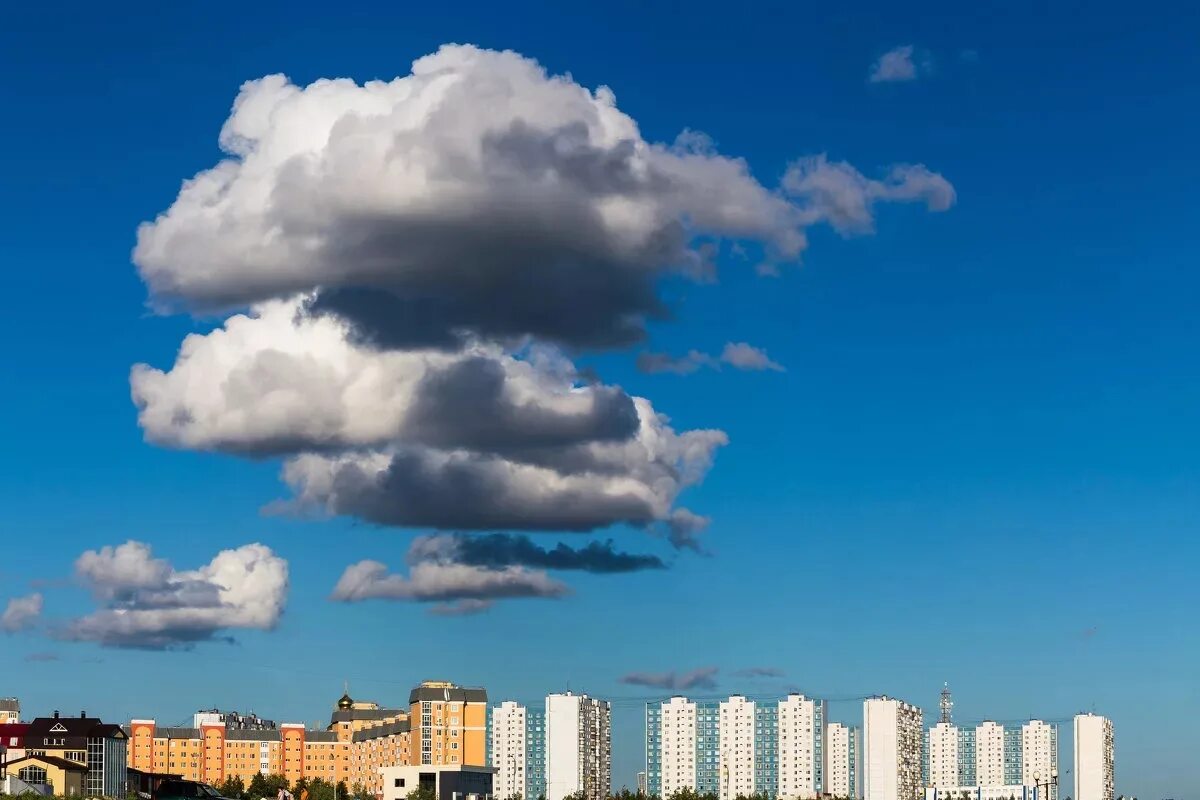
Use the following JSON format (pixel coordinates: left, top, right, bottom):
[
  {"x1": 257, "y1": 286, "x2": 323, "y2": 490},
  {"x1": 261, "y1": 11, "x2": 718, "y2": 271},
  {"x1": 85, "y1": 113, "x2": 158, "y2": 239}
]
[
  {"x1": 1, "y1": 684, "x2": 1113, "y2": 798},
  {"x1": 2, "y1": 2, "x2": 1197, "y2": 798}
]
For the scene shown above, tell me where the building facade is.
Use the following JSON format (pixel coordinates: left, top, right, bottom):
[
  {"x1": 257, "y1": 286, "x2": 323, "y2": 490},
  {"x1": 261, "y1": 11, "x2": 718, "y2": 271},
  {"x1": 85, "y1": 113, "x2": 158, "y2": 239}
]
[
  {"x1": 924, "y1": 720, "x2": 1056, "y2": 799},
  {"x1": 862, "y1": 696, "x2": 922, "y2": 800},
  {"x1": 824, "y1": 723, "x2": 860, "y2": 799},
  {"x1": 645, "y1": 693, "x2": 827, "y2": 800},
  {"x1": 12, "y1": 712, "x2": 127, "y2": 797},
  {"x1": 488, "y1": 701, "x2": 547, "y2": 800},
  {"x1": 1, "y1": 698, "x2": 19, "y2": 725},
  {"x1": 545, "y1": 693, "x2": 611, "y2": 800},
  {"x1": 129, "y1": 681, "x2": 486, "y2": 798},
  {"x1": 1072, "y1": 714, "x2": 1113, "y2": 800}
]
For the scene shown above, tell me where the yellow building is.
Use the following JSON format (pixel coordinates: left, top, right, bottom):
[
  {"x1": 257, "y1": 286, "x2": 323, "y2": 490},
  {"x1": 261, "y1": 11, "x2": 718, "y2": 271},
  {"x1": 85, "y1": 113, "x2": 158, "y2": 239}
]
[
  {"x1": 5, "y1": 754, "x2": 87, "y2": 796},
  {"x1": 127, "y1": 681, "x2": 487, "y2": 794}
]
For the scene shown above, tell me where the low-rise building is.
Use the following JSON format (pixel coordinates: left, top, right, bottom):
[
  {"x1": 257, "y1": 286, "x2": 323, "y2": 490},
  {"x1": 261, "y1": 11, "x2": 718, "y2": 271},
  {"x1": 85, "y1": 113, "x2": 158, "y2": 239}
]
[{"x1": 380, "y1": 764, "x2": 494, "y2": 800}]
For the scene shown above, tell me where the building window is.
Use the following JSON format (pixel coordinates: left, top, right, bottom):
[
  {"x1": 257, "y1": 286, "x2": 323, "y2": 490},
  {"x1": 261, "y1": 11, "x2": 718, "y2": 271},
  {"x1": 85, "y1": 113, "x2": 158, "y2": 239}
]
[{"x1": 19, "y1": 766, "x2": 49, "y2": 785}]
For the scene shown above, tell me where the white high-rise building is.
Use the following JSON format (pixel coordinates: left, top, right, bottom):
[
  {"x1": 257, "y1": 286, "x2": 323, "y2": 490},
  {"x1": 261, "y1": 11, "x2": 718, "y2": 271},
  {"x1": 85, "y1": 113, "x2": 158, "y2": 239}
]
[
  {"x1": 926, "y1": 722, "x2": 959, "y2": 789},
  {"x1": 545, "y1": 693, "x2": 611, "y2": 800},
  {"x1": 658, "y1": 696, "x2": 697, "y2": 797},
  {"x1": 718, "y1": 695, "x2": 756, "y2": 800},
  {"x1": 492, "y1": 701, "x2": 530, "y2": 800},
  {"x1": 646, "y1": 694, "x2": 827, "y2": 799},
  {"x1": 1073, "y1": 714, "x2": 1113, "y2": 800},
  {"x1": 975, "y1": 721, "x2": 1006, "y2": 787},
  {"x1": 863, "y1": 696, "x2": 923, "y2": 800},
  {"x1": 777, "y1": 693, "x2": 824, "y2": 800},
  {"x1": 825, "y1": 723, "x2": 861, "y2": 799},
  {"x1": 1021, "y1": 719, "x2": 1058, "y2": 800}
]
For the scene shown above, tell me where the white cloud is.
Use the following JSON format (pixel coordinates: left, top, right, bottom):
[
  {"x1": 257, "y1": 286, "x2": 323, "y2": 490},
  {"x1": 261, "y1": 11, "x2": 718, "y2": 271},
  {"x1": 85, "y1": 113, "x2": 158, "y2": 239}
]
[
  {"x1": 127, "y1": 44, "x2": 954, "y2": 553},
  {"x1": 2, "y1": 593, "x2": 44, "y2": 633},
  {"x1": 869, "y1": 45, "x2": 929, "y2": 83},
  {"x1": 135, "y1": 297, "x2": 726, "y2": 537},
  {"x1": 63, "y1": 541, "x2": 288, "y2": 649},
  {"x1": 135, "y1": 45, "x2": 951, "y2": 338}
]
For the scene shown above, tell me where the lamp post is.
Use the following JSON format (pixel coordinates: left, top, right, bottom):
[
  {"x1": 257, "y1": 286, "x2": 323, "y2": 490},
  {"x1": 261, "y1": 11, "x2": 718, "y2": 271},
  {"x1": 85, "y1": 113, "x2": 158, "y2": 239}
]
[{"x1": 1032, "y1": 770, "x2": 1058, "y2": 800}]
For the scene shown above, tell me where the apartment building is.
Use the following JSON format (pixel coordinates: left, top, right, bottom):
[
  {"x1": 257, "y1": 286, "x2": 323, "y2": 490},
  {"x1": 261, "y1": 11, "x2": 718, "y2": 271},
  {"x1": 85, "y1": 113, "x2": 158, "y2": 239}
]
[
  {"x1": 645, "y1": 693, "x2": 826, "y2": 800},
  {"x1": 824, "y1": 723, "x2": 860, "y2": 799},
  {"x1": 862, "y1": 696, "x2": 922, "y2": 800},
  {"x1": 488, "y1": 700, "x2": 546, "y2": 800},
  {"x1": 128, "y1": 681, "x2": 486, "y2": 797},
  {"x1": 1073, "y1": 714, "x2": 1114, "y2": 800},
  {"x1": 924, "y1": 719, "x2": 1057, "y2": 798},
  {"x1": 545, "y1": 693, "x2": 611, "y2": 800},
  {"x1": 127, "y1": 719, "x2": 342, "y2": 786}
]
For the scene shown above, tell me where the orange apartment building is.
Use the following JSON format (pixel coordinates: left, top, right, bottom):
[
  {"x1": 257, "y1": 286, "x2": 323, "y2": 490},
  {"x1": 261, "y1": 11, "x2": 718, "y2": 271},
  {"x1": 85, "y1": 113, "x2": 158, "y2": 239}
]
[{"x1": 127, "y1": 681, "x2": 487, "y2": 795}]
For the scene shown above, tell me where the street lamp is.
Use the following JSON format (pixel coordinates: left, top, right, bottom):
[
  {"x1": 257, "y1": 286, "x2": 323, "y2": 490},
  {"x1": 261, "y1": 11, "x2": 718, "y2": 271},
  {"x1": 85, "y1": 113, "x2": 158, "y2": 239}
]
[{"x1": 1032, "y1": 770, "x2": 1058, "y2": 800}]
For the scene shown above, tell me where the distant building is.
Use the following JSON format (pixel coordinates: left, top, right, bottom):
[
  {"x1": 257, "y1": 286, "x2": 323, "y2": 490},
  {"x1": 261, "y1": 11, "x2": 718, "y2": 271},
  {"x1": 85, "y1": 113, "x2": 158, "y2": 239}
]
[
  {"x1": 924, "y1": 786, "x2": 1033, "y2": 800},
  {"x1": 825, "y1": 723, "x2": 861, "y2": 799},
  {"x1": 488, "y1": 700, "x2": 546, "y2": 800},
  {"x1": 192, "y1": 709, "x2": 277, "y2": 730},
  {"x1": 862, "y1": 696, "x2": 922, "y2": 800},
  {"x1": 645, "y1": 693, "x2": 826, "y2": 799},
  {"x1": 545, "y1": 693, "x2": 610, "y2": 800},
  {"x1": 8, "y1": 711, "x2": 127, "y2": 797},
  {"x1": 636, "y1": 771, "x2": 647, "y2": 795},
  {"x1": 380, "y1": 764, "x2": 494, "y2": 800},
  {"x1": 924, "y1": 720, "x2": 1056, "y2": 798},
  {"x1": 1073, "y1": 714, "x2": 1114, "y2": 800},
  {"x1": 1, "y1": 698, "x2": 19, "y2": 725}
]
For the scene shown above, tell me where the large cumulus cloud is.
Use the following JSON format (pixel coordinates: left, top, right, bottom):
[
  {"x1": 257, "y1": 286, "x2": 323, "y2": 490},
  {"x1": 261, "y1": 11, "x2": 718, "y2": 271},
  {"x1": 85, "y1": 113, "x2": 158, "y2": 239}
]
[
  {"x1": 134, "y1": 45, "x2": 951, "y2": 349},
  {"x1": 129, "y1": 44, "x2": 953, "y2": 561},
  {"x1": 62, "y1": 541, "x2": 288, "y2": 649}
]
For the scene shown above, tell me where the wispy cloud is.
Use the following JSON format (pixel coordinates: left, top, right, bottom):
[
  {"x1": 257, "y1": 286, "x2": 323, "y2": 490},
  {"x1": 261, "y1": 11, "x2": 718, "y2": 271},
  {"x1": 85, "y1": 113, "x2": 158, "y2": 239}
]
[
  {"x1": 619, "y1": 666, "x2": 719, "y2": 690},
  {"x1": 732, "y1": 666, "x2": 785, "y2": 678},
  {"x1": 869, "y1": 45, "x2": 931, "y2": 83},
  {"x1": 638, "y1": 342, "x2": 784, "y2": 375},
  {"x1": 24, "y1": 651, "x2": 61, "y2": 662}
]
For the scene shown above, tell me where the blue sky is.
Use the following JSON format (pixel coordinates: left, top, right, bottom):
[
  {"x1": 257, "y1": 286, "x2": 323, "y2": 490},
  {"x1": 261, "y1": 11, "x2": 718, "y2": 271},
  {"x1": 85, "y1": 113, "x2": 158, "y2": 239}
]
[{"x1": 1, "y1": 1, "x2": 1198, "y2": 796}]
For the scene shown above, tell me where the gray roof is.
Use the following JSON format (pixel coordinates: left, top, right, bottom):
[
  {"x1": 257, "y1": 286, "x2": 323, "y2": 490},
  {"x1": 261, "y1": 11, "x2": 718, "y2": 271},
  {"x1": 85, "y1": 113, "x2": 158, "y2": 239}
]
[
  {"x1": 352, "y1": 719, "x2": 411, "y2": 742},
  {"x1": 408, "y1": 686, "x2": 487, "y2": 704},
  {"x1": 157, "y1": 727, "x2": 201, "y2": 738},
  {"x1": 225, "y1": 729, "x2": 281, "y2": 741},
  {"x1": 150, "y1": 726, "x2": 335, "y2": 742},
  {"x1": 0, "y1": 698, "x2": 19, "y2": 712},
  {"x1": 329, "y1": 708, "x2": 405, "y2": 724}
]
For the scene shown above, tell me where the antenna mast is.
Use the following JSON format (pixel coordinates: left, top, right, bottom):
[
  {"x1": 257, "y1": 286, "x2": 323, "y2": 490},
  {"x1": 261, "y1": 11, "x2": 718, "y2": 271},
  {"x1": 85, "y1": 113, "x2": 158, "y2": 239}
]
[{"x1": 939, "y1": 682, "x2": 953, "y2": 725}]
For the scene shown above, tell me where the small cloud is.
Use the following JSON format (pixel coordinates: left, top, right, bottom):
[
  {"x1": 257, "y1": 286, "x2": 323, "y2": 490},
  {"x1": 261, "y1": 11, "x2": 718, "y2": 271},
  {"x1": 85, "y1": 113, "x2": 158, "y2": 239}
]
[
  {"x1": 732, "y1": 666, "x2": 785, "y2": 679},
  {"x1": 638, "y1": 342, "x2": 784, "y2": 376},
  {"x1": 869, "y1": 45, "x2": 931, "y2": 83},
  {"x1": 619, "y1": 666, "x2": 719, "y2": 691},
  {"x1": 2, "y1": 593, "x2": 44, "y2": 633},
  {"x1": 25, "y1": 651, "x2": 61, "y2": 663},
  {"x1": 430, "y1": 599, "x2": 494, "y2": 616},
  {"x1": 960, "y1": 49, "x2": 979, "y2": 63},
  {"x1": 1081, "y1": 626, "x2": 1099, "y2": 640},
  {"x1": 719, "y1": 342, "x2": 784, "y2": 372}
]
